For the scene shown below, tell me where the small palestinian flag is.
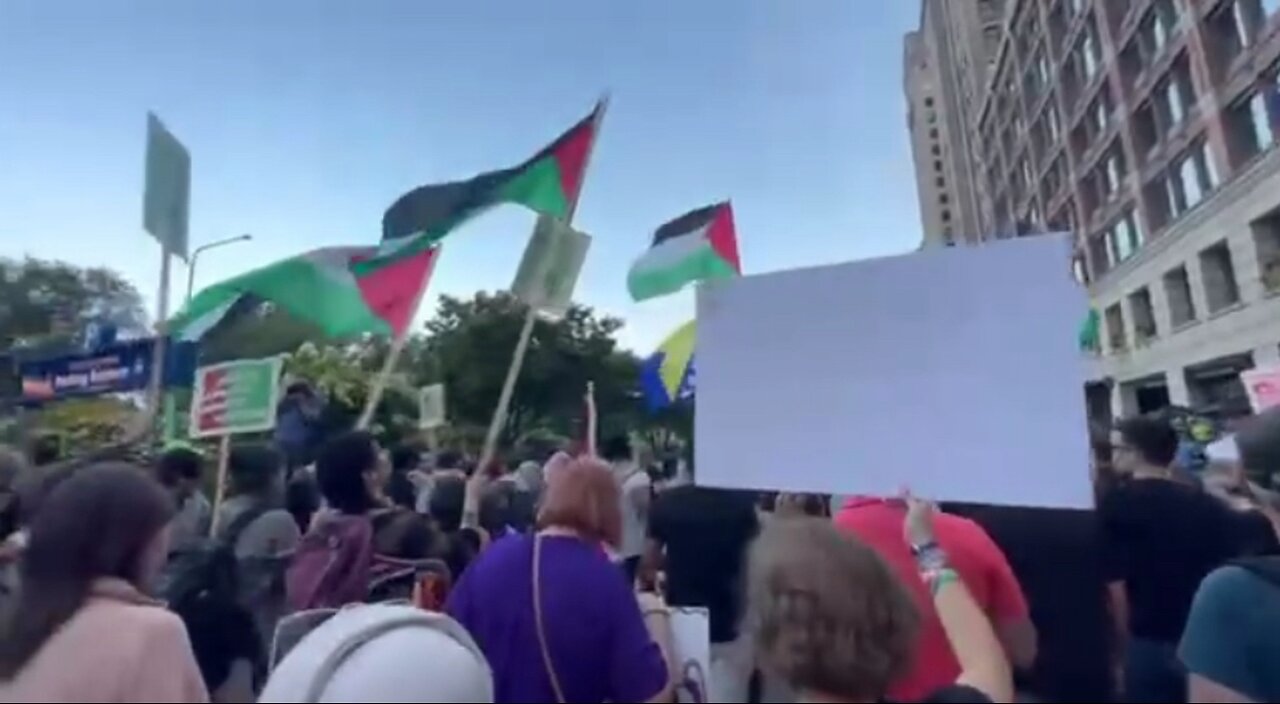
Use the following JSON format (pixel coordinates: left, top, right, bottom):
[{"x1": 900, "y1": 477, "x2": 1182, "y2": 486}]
[
  {"x1": 381, "y1": 101, "x2": 603, "y2": 253},
  {"x1": 628, "y1": 201, "x2": 741, "y2": 302}
]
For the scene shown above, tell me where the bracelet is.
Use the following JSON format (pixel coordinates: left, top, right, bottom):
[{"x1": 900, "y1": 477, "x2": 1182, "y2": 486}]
[{"x1": 924, "y1": 567, "x2": 959, "y2": 596}]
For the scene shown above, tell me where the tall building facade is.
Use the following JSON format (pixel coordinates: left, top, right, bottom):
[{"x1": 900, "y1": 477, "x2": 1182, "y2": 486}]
[
  {"x1": 908, "y1": 0, "x2": 1280, "y2": 420},
  {"x1": 905, "y1": 0, "x2": 1008, "y2": 247}
]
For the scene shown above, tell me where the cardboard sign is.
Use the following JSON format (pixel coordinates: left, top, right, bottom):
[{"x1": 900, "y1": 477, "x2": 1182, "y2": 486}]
[
  {"x1": 1242, "y1": 366, "x2": 1280, "y2": 412},
  {"x1": 190, "y1": 356, "x2": 283, "y2": 438},
  {"x1": 419, "y1": 383, "x2": 447, "y2": 430},
  {"x1": 143, "y1": 112, "x2": 192, "y2": 259},
  {"x1": 696, "y1": 234, "x2": 1093, "y2": 509},
  {"x1": 510, "y1": 215, "x2": 591, "y2": 319}
]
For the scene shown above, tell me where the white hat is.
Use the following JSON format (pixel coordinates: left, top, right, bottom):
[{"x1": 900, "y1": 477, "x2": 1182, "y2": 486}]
[{"x1": 259, "y1": 604, "x2": 494, "y2": 703}]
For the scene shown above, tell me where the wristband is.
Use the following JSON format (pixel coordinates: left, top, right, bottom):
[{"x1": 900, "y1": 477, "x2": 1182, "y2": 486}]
[
  {"x1": 911, "y1": 540, "x2": 949, "y2": 572},
  {"x1": 923, "y1": 567, "x2": 959, "y2": 596}
]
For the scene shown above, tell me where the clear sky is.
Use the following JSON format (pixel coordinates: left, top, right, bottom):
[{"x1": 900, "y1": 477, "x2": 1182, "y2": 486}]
[{"x1": 0, "y1": 0, "x2": 923, "y2": 354}]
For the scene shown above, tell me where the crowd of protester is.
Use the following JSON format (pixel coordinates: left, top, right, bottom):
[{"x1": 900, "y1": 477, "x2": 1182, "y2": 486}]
[{"x1": 0, "y1": 395, "x2": 1276, "y2": 703}]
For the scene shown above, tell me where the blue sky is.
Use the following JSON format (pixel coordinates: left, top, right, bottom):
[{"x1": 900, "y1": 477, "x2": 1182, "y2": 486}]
[{"x1": 0, "y1": 0, "x2": 923, "y2": 353}]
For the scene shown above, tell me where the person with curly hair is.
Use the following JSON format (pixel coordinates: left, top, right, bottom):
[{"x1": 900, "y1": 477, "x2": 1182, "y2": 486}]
[{"x1": 747, "y1": 495, "x2": 1012, "y2": 703}]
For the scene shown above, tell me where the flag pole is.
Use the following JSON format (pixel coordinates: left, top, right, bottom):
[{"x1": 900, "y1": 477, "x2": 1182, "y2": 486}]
[
  {"x1": 356, "y1": 249, "x2": 441, "y2": 430},
  {"x1": 143, "y1": 244, "x2": 173, "y2": 436},
  {"x1": 478, "y1": 96, "x2": 609, "y2": 469}
]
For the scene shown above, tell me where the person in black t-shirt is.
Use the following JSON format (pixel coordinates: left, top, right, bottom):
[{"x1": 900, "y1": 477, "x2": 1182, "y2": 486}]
[
  {"x1": 1101, "y1": 416, "x2": 1260, "y2": 703},
  {"x1": 643, "y1": 482, "x2": 759, "y2": 702}
]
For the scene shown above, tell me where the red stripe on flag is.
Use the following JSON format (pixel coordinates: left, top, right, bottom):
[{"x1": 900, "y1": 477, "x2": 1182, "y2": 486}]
[
  {"x1": 552, "y1": 110, "x2": 598, "y2": 209},
  {"x1": 354, "y1": 247, "x2": 440, "y2": 337},
  {"x1": 706, "y1": 203, "x2": 742, "y2": 273}
]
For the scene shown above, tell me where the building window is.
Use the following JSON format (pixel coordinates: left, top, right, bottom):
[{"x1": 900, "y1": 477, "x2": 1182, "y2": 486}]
[
  {"x1": 935, "y1": 159, "x2": 944, "y2": 172},
  {"x1": 1113, "y1": 210, "x2": 1142, "y2": 261},
  {"x1": 1106, "y1": 303, "x2": 1128, "y2": 351},
  {"x1": 1073, "y1": 256, "x2": 1089, "y2": 285},
  {"x1": 1199, "y1": 241, "x2": 1242, "y2": 312},
  {"x1": 1081, "y1": 22, "x2": 1102, "y2": 80},
  {"x1": 1169, "y1": 141, "x2": 1218, "y2": 213},
  {"x1": 1102, "y1": 147, "x2": 1127, "y2": 199},
  {"x1": 940, "y1": 193, "x2": 950, "y2": 204},
  {"x1": 925, "y1": 97, "x2": 935, "y2": 108},
  {"x1": 1248, "y1": 89, "x2": 1277, "y2": 153},
  {"x1": 1163, "y1": 265, "x2": 1197, "y2": 326},
  {"x1": 1090, "y1": 90, "x2": 1113, "y2": 138},
  {"x1": 930, "y1": 128, "x2": 940, "y2": 139},
  {"x1": 1047, "y1": 103, "x2": 1062, "y2": 143},
  {"x1": 1134, "y1": 102, "x2": 1159, "y2": 158},
  {"x1": 942, "y1": 209, "x2": 953, "y2": 222},
  {"x1": 1129, "y1": 287, "x2": 1158, "y2": 342},
  {"x1": 1250, "y1": 205, "x2": 1280, "y2": 293},
  {"x1": 932, "y1": 144, "x2": 942, "y2": 156},
  {"x1": 1162, "y1": 70, "x2": 1188, "y2": 127}
]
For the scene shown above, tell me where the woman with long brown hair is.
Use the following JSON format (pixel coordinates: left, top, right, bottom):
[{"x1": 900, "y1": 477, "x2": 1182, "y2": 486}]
[{"x1": 0, "y1": 464, "x2": 207, "y2": 702}]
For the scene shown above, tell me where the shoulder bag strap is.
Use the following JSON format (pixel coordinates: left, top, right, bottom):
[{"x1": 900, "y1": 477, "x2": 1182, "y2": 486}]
[{"x1": 533, "y1": 535, "x2": 567, "y2": 703}]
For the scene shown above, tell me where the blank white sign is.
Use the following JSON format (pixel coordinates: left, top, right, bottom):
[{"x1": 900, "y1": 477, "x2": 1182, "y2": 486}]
[{"x1": 695, "y1": 234, "x2": 1093, "y2": 509}]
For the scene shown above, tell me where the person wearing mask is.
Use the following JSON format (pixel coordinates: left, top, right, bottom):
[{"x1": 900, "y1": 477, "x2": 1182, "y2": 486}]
[
  {"x1": 0, "y1": 464, "x2": 207, "y2": 702},
  {"x1": 259, "y1": 603, "x2": 494, "y2": 702},
  {"x1": 1179, "y1": 407, "x2": 1280, "y2": 703},
  {"x1": 834, "y1": 496, "x2": 1034, "y2": 701},
  {"x1": 447, "y1": 456, "x2": 673, "y2": 703},
  {"x1": 747, "y1": 495, "x2": 1012, "y2": 703},
  {"x1": 155, "y1": 443, "x2": 213, "y2": 554},
  {"x1": 1101, "y1": 416, "x2": 1261, "y2": 703},
  {"x1": 643, "y1": 465, "x2": 759, "y2": 703},
  {"x1": 603, "y1": 435, "x2": 650, "y2": 584}
]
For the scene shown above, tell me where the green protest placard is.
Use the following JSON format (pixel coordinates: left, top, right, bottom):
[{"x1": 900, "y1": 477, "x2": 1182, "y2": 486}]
[{"x1": 189, "y1": 356, "x2": 283, "y2": 438}]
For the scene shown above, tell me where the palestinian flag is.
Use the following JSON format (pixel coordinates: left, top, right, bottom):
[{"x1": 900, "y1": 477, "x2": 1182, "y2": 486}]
[
  {"x1": 627, "y1": 201, "x2": 741, "y2": 302},
  {"x1": 171, "y1": 246, "x2": 439, "y2": 341},
  {"x1": 381, "y1": 101, "x2": 603, "y2": 253}
]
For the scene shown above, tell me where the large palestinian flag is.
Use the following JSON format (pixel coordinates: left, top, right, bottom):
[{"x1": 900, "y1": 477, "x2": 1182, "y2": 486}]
[
  {"x1": 627, "y1": 201, "x2": 741, "y2": 302},
  {"x1": 170, "y1": 246, "x2": 439, "y2": 341},
  {"x1": 380, "y1": 101, "x2": 603, "y2": 255}
]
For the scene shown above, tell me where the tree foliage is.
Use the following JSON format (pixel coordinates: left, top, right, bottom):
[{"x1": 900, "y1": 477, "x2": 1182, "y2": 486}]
[
  {"x1": 0, "y1": 257, "x2": 148, "y2": 353},
  {"x1": 423, "y1": 292, "x2": 641, "y2": 444}
]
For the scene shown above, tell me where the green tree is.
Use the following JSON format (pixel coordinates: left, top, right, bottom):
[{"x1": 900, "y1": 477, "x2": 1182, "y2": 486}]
[
  {"x1": 0, "y1": 257, "x2": 148, "y2": 353},
  {"x1": 423, "y1": 292, "x2": 635, "y2": 444}
]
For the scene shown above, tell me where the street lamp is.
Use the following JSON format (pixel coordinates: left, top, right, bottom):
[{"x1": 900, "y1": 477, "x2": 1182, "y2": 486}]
[{"x1": 186, "y1": 234, "x2": 253, "y2": 303}]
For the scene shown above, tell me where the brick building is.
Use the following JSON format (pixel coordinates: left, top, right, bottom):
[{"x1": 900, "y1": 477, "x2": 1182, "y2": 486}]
[{"x1": 908, "y1": 0, "x2": 1280, "y2": 419}]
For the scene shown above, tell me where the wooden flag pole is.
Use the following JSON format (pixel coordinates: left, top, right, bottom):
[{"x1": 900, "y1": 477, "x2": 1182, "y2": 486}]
[
  {"x1": 357, "y1": 255, "x2": 438, "y2": 430},
  {"x1": 478, "y1": 96, "x2": 609, "y2": 469},
  {"x1": 208, "y1": 434, "x2": 231, "y2": 536}
]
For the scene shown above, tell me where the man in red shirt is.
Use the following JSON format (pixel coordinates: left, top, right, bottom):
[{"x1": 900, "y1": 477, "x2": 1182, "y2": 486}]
[{"x1": 835, "y1": 497, "x2": 1037, "y2": 701}]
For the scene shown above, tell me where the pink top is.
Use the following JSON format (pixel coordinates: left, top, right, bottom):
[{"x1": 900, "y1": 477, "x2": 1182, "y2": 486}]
[{"x1": 0, "y1": 579, "x2": 208, "y2": 703}]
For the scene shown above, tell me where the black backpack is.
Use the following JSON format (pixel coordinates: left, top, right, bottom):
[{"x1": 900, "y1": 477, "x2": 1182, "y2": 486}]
[{"x1": 159, "y1": 505, "x2": 271, "y2": 607}]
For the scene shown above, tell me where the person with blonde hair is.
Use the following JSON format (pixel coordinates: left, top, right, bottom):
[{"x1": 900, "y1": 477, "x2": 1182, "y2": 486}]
[
  {"x1": 447, "y1": 456, "x2": 673, "y2": 703},
  {"x1": 747, "y1": 494, "x2": 1012, "y2": 703}
]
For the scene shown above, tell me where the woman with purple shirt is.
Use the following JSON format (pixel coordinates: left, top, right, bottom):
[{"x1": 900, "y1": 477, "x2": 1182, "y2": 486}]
[{"x1": 447, "y1": 456, "x2": 673, "y2": 703}]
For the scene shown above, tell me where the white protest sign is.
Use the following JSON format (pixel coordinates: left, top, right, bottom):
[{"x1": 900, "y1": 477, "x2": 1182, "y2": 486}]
[
  {"x1": 695, "y1": 234, "x2": 1093, "y2": 509},
  {"x1": 668, "y1": 607, "x2": 712, "y2": 704},
  {"x1": 510, "y1": 215, "x2": 591, "y2": 319},
  {"x1": 419, "y1": 383, "x2": 447, "y2": 430},
  {"x1": 143, "y1": 112, "x2": 192, "y2": 260},
  {"x1": 1242, "y1": 366, "x2": 1280, "y2": 412}
]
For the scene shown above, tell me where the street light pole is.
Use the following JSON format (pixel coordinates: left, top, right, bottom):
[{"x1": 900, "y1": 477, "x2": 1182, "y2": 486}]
[{"x1": 186, "y1": 234, "x2": 252, "y2": 303}]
